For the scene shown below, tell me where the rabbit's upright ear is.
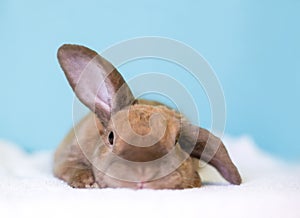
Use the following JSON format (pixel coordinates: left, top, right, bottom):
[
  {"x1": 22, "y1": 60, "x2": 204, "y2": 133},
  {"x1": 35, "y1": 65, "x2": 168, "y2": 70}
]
[
  {"x1": 57, "y1": 44, "x2": 135, "y2": 127},
  {"x1": 179, "y1": 123, "x2": 242, "y2": 185}
]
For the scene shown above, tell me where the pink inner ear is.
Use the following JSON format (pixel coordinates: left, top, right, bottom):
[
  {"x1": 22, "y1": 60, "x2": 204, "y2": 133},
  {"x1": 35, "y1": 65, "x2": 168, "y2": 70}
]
[
  {"x1": 58, "y1": 44, "x2": 135, "y2": 127},
  {"x1": 58, "y1": 44, "x2": 99, "y2": 85},
  {"x1": 73, "y1": 57, "x2": 113, "y2": 112}
]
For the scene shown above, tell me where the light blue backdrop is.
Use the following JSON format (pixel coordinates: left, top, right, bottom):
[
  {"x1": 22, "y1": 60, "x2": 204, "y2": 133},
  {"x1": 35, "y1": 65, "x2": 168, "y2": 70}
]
[{"x1": 0, "y1": 0, "x2": 299, "y2": 161}]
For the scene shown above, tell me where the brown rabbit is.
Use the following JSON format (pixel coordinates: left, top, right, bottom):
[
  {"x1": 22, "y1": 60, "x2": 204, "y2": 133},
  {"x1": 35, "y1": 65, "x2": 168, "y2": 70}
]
[{"x1": 53, "y1": 44, "x2": 242, "y2": 189}]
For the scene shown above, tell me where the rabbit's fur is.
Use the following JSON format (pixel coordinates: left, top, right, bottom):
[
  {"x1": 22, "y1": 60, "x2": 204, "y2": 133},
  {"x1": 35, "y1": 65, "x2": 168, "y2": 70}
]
[{"x1": 53, "y1": 44, "x2": 242, "y2": 189}]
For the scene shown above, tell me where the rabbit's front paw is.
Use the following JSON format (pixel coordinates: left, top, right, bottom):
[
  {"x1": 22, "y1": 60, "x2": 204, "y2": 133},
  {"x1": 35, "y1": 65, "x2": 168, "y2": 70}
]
[{"x1": 69, "y1": 169, "x2": 97, "y2": 188}]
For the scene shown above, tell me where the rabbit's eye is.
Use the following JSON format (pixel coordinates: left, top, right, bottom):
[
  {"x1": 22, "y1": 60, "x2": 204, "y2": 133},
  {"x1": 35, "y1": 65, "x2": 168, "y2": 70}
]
[{"x1": 108, "y1": 131, "x2": 114, "y2": 145}]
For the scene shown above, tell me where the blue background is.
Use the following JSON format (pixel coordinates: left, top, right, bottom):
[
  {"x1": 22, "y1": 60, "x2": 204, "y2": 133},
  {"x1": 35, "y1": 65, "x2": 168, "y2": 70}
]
[{"x1": 1, "y1": 0, "x2": 299, "y2": 161}]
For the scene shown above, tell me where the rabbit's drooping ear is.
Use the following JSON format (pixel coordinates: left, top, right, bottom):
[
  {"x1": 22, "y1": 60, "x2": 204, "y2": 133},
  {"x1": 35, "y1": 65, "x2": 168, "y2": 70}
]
[
  {"x1": 179, "y1": 124, "x2": 242, "y2": 185},
  {"x1": 57, "y1": 44, "x2": 135, "y2": 127}
]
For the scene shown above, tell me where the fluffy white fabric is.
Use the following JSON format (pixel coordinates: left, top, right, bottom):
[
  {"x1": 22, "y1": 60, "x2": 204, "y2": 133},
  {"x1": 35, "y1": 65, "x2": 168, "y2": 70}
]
[{"x1": 0, "y1": 136, "x2": 299, "y2": 218}]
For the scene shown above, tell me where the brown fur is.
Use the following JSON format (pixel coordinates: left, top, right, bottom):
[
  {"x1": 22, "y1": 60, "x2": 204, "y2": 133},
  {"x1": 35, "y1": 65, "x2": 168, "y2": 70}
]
[{"x1": 53, "y1": 44, "x2": 241, "y2": 189}]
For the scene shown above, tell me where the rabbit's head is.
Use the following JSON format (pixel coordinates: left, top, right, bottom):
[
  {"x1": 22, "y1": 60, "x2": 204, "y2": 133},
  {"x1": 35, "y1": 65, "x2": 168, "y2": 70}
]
[{"x1": 57, "y1": 44, "x2": 241, "y2": 189}]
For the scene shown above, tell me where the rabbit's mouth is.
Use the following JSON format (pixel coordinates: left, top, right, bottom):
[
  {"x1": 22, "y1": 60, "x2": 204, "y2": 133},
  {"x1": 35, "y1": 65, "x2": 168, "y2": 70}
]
[{"x1": 137, "y1": 181, "x2": 145, "y2": 189}]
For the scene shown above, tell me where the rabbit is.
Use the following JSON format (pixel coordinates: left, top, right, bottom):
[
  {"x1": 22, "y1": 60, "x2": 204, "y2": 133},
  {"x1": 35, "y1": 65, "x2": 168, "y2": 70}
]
[{"x1": 53, "y1": 44, "x2": 242, "y2": 189}]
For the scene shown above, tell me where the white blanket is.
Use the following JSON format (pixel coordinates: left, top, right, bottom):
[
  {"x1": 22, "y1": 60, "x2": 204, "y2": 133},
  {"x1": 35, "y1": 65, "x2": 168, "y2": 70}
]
[{"x1": 0, "y1": 136, "x2": 299, "y2": 218}]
